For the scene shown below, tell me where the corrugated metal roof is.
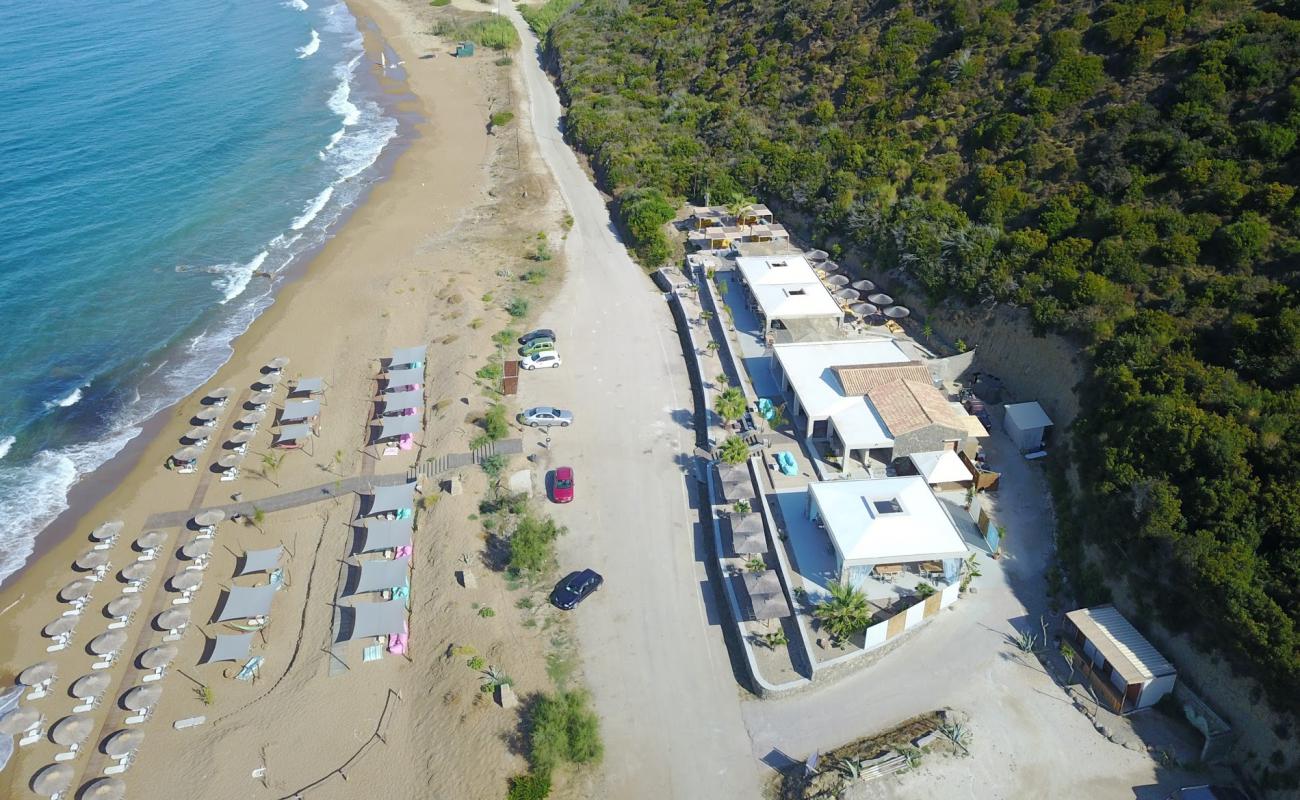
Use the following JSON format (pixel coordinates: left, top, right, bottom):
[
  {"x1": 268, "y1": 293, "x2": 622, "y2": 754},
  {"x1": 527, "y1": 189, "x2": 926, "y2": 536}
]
[
  {"x1": 833, "y1": 361, "x2": 932, "y2": 396},
  {"x1": 1066, "y1": 605, "x2": 1176, "y2": 685}
]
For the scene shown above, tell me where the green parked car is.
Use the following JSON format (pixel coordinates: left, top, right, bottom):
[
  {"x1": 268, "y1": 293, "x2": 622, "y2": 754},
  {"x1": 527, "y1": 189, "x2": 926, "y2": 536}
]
[{"x1": 519, "y1": 338, "x2": 556, "y2": 356}]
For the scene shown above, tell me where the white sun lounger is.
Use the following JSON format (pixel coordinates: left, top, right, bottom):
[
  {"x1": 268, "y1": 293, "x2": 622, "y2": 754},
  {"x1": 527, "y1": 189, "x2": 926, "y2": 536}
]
[
  {"x1": 104, "y1": 752, "x2": 135, "y2": 775},
  {"x1": 163, "y1": 625, "x2": 187, "y2": 643},
  {"x1": 91, "y1": 650, "x2": 119, "y2": 671},
  {"x1": 46, "y1": 634, "x2": 71, "y2": 653},
  {"x1": 18, "y1": 722, "x2": 43, "y2": 747},
  {"x1": 72, "y1": 694, "x2": 101, "y2": 714},
  {"x1": 141, "y1": 666, "x2": 166, "y2": 684},
  {"x1": 61, "y1": 597, "x2": 89, "y2": 616},
  {"x1": 220, "y1": 467, "x2": 240, "y2": 482},
  {"x1": 54, "y1": 742, "x2": 80, "y2": 762},
  {"x1": 125, "y1": 708, "x2": 153, "y2": 726},
  {"x1": 26, "y1": 679, "x2": 53, "y2": 701},
  {"x1": 92, "y1": 535, "x2": 118, "y2": 551}
]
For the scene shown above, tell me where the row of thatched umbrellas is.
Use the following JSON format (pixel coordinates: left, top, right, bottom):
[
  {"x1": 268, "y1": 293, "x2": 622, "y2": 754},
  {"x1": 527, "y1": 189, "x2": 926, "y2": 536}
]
[{"x1": 807, "y1": 251, "x2": 912, "y2": 320}]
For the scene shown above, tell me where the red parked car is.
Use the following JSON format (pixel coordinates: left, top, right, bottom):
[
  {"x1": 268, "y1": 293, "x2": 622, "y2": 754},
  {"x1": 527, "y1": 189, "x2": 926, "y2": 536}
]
[{"x1": 552, "y1": 466, "x2": 575, "y2": 503}]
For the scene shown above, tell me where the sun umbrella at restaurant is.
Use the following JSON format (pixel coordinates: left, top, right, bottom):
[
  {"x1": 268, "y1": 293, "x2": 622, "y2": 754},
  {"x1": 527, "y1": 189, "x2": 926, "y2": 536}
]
[
  {"x1": 74, "y1": 549, "x2": 109, "y2": 570},
  {"x1": 266, "y1": 356, "x2": 290, "y2": 371},
  {"x1": 120, "y1": 561, "x2": 155, "y2": 582},
  {"x1": 105, "y1": 595, "x2": 142, "y2": 618},
  {"x1": 169, "y1": 571, "x2": 202, "y2": 591},
  {"x1": 138, "y1": 645, "x2": 178, "y2": 670},
  {"x1": 194, "y1": 407, "x2": 221, "y2": 422},
  {"x1": 207, "y1": 387, "x2": 234, "y2": 401},
  {"x1": 135, "y1": 530, "x2": 167, "y2": 550},
  {"x1": 217, "y1": 454, "x2": 243, "y2": 470},
  {"x1": 851, "y1": 279, "x2": 876, "y2": 292},
  {"x1": 833, "y1": 288, "x2": 861, "y2": 302},
  {"x1": 247, "y1": 391, "x2": 273, "y2": 406},
  {"x1": 31, "y1": 764, "x2": 73, "y2": 798},
  {"x1": 81, "y1": 778, "x2": 126, "y2": 800},
  {"x1": 172, "y1": 446, "x2": 202, "y2": 464},
  {"x1": 183, "y1": 426, "x2": 212, "y2": 442},
  {"x1": 181, "y1": 538, "x2": 213, "y2": 559},
  {"x1": 101, "y1": 729, "x2": 144, "y2": 758},
  {"x1": 155, "y1": 607, "x2": 191, "y2": 630},
  {"x1": 194, "y1": 509, "x2": 225, "y2": 527},
  {"x1": 825, "y1": 274, "x2": 850, "y2": 287},
  {"x1": 70, "y1": 673, "x2": 111, "y2": 700},
  {"x1": 239, "y1": 411, "x2": 266, "y2": 426},
  {"x1": 43, "y1": 617, "x2": 77, "y2": 638},
  {"x1": 867, "y1": 292, "x2": 893, "y2": 305},
  {"x1": 0, "y1": 707, "x2": 40, "y2": 735},
  {"x1": 849, "y1": 302, "x2": 879, "y2": 318},
  {"x1": 88, "y1": 630, "x2": 127, "y2": 656},
  {"x1": 227, "y1": 431, "x2": 255, "y2": 446},
  {"x1": 121, "y1": 684, "x2": 162, "y2": 711},
  {"x1": 50, "y1": 714, "x2": 93, "y2": 746},
  {"x1": 59, "y1": 579, "x2": 93, "y2": 602},
  {"x1": 820, "y1": 260, "x2": 841, "y2": 272},
  {"x1": 884, "y1": 305, "x2": 911, "y2": 319},
  {"x1": 805, "y1": 249, "x2": 828, "y2": 262},
  {"x1": 89, "y1": 521, "x2": 123, "y2": 542},
  {"x1": 18, "y1": 662, "x2": 56, "y2": 687}
]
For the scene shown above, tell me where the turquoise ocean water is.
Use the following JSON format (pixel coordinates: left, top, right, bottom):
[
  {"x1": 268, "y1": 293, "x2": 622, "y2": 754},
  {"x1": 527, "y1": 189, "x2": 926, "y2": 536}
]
[{"x1": 0, "y1": 0, "x2": 398, "y2": 584}]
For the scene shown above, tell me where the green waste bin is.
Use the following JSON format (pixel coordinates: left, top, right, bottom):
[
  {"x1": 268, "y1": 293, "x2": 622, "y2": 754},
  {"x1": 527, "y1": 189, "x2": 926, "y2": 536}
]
[{"x1": 455, "y1": 41, "x2": 475, "y2": 57}]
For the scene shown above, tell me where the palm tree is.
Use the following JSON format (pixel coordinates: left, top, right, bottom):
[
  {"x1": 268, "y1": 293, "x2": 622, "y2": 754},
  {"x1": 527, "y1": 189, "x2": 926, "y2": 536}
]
[
  {"x1": 725, "y1": 192, "x2": 758, "y2": 224},
  {"x1": 718, "y1": 436, "x2": 750, "y2": 465},
  {"x1": 260, "y1": 452, "x2": 284, "y2": 487},
  {"x1": 1059, "y1": 640, "x2": 1077, "y2": 684},
  {"x1": 813, "y1": 580, "x2": 872, "y2": 644},
  {"x1": 713, "y1": 387, "x2": 747, "y2": 423}
]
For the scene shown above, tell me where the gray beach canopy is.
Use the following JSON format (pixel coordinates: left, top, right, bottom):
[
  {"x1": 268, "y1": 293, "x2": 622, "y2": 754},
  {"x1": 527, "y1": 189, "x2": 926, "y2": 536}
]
[
  {"x1": 172, "y1": 446, "x2": 202, "y2": 463},
  {"x1": 212, "y1": 584, "x2": 276, "y2": 623},
  {"x1": 135, "y1": 530, "x2": 168, "y2": 549},
  {"x1": 292, "y1": 376, "x2": 324, "y2": 394},
  {"x1": 105, "y1": 595, "x2": 142, "y2": 618},
  {"x1": 121, "y1": 561, "x2": 156, "y2": 582},
  {"x1": 834, "y1": 287, "x2": 861, "y2": 302},
  {"x1": 207, "y1": 387, "x2": 234, "y2": 400},
  {"x1": 75, "y1": 549, "x2": 109, "y2": 570},
  {"x1": 0, "y1": 706, "x2": 40, "y2": 735},
  {"x1": 374, "y1": 415, "x2": 420, "y2": 441},
  {"x1": 155, "y1": 607, "x2": 191, "y2": 630},
  {"x1": 820, "y1": 260, "x2": 841, "y2": 272},
  {"x1": 60, "y1": 579, "x2": 93, "y2": 602},
  {"x1": 851, "y1": 279, "x2": 876, "y2": 292},
  {"x1": 181, "y1": 538, "x2": 214, "y2": 559},
  {"x1": 883, "y1": 305, "x2": 911, "y2": 319},
  {"x1": 825, "y1": 274, "x2": 850, "y2": 287},
  {"x1": 102, "y1": 729, "x2": 144, "y2": 757},
  {"x1": 368, "y1": 482, "x2": 416, "y2": 515},
  {"x1": 867, "y1": 293, "x2": 893, "y2": 305},
  {"x1": 806, "y1": 249, "x2": 829, "y2": 262},
  {"x1": 275, "y1": 423, "x2": 312, "y2": 444},
  {"x1": 43, "y1": 617, "x2": 78, "y2": 637},
  {"x1": 235, "y1": 546, "x2": 283, "y2": 577},
  {"x1": 50, "y1": 714, "x2": 94, "y2": 746},
  {"x1": 121, "y1": 684, "x2": 162, "y2": 711},
  {"x1": 194, "y1": 510, "x2": 225, "y2": 527},
  {"x1": 31, "y1": 764, "x2": 74, "y2": 798},
  {"x1": 728, "y1": 513, "x2": 768, "y2": 554},
  {"x1": 184, "y1": 426, "x2": 212, "y2": 441},
  {"x1": 381, "y1": 388, "x2": 422, "y2": 413},
  {"x1": 169, "y1": 571, "x2": 202, "y2": 591},
  {"x1": 849, "y1": 302, "x2": 879, "y2": 318},
  {"x1": 89, "y1": 521, "x2": 124, "y2": 542},
  {"x1": 357, "y1": 518, "x2": 413, "y2": 553},
  {"x1": 390, "y1": 345, "x2": 426, "y2": 367},
  {"x1": 281, "y1": 398, "x2": 321, "y2": 422},
  {"x1": 194, "y1": 407, "x2": 221, "y2": 422},
  {"x1": 81, "y1": 777, "x2": 126, "y2": 800},
  {"x1": 385, "y1": 367, "x2": 422, "y2": 387},
  {"x1": 89, "y1": 630, "x2": 127, "y2": 656},
  {"x1": 138, "y1": 645, "x2": 178, "y2": 669},
  {"x1": 70, "y1": 673, "x2": 111, "y2": 700},
  {"x1": 337, "y1": 599, "x2": 406, "y2": 642},
  {"x1": 349, "y1": 556, "x2": 410, "y2": 595},
  {"x1": 201, "y1": 633, "x2": 254, "y2": 664}
]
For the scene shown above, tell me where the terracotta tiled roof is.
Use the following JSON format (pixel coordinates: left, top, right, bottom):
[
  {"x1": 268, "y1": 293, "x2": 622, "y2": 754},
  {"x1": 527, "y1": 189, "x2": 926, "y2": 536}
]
[
  {"x1": 866, "y1": 379, "x2": 964, "y2": 436},
  {"x1": 833, "y1": 361, "x2": 932, "y2": 396}
]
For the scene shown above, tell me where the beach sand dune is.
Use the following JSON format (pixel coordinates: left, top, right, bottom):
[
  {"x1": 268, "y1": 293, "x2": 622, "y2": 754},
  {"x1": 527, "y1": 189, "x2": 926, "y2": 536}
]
[{"x1": 0, "y1": 0, "x2": 576, "y2": 796}]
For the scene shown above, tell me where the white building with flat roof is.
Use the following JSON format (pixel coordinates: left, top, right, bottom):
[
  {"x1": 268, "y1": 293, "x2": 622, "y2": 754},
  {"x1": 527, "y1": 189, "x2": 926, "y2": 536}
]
[
  {"x1": 734, "y1": 255, "x2": 842, "y2": 337},
  {"x1": 807, "y1": 476, "x2": 969, "y2": 586}
]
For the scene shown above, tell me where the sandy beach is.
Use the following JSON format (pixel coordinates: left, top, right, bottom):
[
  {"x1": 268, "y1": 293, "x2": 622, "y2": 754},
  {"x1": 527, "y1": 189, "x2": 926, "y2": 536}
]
[{"x1": 0, "y1": 0, "x2": 575, "y2": 797}]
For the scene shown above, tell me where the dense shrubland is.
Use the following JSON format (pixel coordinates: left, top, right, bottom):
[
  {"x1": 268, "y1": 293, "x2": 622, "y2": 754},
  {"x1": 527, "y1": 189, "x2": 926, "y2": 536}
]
[{"x1": 541, "y1": 0, "x2": 1300, "y2": 714}]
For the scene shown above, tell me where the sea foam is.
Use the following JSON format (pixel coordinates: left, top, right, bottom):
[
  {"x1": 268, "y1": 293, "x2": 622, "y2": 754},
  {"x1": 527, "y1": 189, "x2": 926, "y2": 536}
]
[
  {"x1": 45, "y1": 383, "x2": 87, "y2": 409},
  {"x1": 0, "y1": 436, "x2": 14, "y2": 461},
  {"x1": 298, "y1": 29, "x2": 321, "y2": 59},
  {"x1": 212, "y1": 250, "x2": 268, "y2": 303},
  {"x1": 285, "y1": 0, "x2": 309, "y2": 10}
]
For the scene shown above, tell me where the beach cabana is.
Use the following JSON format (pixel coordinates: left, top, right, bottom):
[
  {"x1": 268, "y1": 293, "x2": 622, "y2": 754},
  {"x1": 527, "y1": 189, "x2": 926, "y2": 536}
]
[
  {"x1": 390, "y1": 345, "x2": 426, "y2": 368},
  {"x1": 380, "y1": 388, "x2": 422, "y2": 414},
  {"x1": 336, "y1": 600, "x2": 407, "y2": 642},
  {"x1": 281, "y1": 398, "x2": 321, "y2": 422},
  {"x1": 728, "y1": 513, "x2": 768, "y2": 554},
  {"x1": 348, "y1": 556, "x2": 410, "y2": 595},
  {"x1": 290, "y1": 376, "x2": 324, "y2": 396},
  {"x1": 200, "y1": 633, "x2": 255, "y2": 664},
  {"x1": 235, "y1": 546, "x2": 284, "y2": 577},
  {"x1": 212, "y1": 584, "x2": 276, "y2": 623},
  {"x1": 356, "y1": 518, "x2": 413, "y2": 554},
  {"x1": 273, "y1": 423, "x2": 313, "y2": 448},
  {"x1": 367, "y1": 482, "x2": 416, "y2": 516},
  {"x1": 373, "y1": 415, "x2": 420, "y2": 442},
  {"x1": 385, "y1": 367, "x2": 422, "y2": 388}
]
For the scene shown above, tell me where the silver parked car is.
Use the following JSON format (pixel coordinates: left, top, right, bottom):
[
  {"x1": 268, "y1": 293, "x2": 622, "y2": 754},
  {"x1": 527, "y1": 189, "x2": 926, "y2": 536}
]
[{"x1": 517, "y1": 406, "x2": 573, "y2": 427}]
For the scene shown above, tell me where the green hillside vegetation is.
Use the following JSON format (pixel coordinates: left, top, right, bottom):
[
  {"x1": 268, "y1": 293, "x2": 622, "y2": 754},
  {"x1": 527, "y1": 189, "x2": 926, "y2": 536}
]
[{"x1": 541, "y1": 0, "x2": 1300, "y2": 723}]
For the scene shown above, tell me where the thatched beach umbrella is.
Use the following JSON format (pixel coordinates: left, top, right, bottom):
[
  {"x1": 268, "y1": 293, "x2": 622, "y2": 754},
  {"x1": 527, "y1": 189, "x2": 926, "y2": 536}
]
[
  {"x1": 821, "y1": 260, "x2": 841, "y2": 272},
  {"x1": 266, "y1": 356, "x2": 290, "y2": 371},
  {"x1": 217, "y1": 454, "x2": 243, "y2": 470},
  {"x1": 194, "y1": 509, "x2": 225, "y2": 527},
  {"x1": 89, "y1": 521, "x2": 123, "y2": 542},
  {"x1": 849, "y1": 302, "x2": 879, "y2": 318},
  {"x1": 81, "y1": 778, "x2": 126, "y2": 800},
  {"x1": 207, "y1": 387, "x2": 234, "y2": 401},
  {"x1": 181, "y1": 538, "x2": 213, "y2": 559},
  {"x1": 120, "y1": 561, "x2": 155, "y2": 582},
  {"x1": 88, "y1": 630, "x2": 127, "y2": 656},
  {"x1": 172, "y1": 446, "x2": 202, "y2": 465},
  {"x1": 833, "y1": 288, "x2": 861, "y2": 302},
  {"x1": 169, "y1": 571, "x2": 202, "y2": 591},
  {"x1": 729, "y1": 513, "x2": 768, "y2": 555},
  {"x1": 0, "y1": 706, "x2": 40, "y2": 735},
  {"x1": 121, "y1": 684, "x2": 162, "y2": 712},
  {"x1": 138, "y1": 645, "x2": 178, "y2": 670},
  {"x1": 43, "y1": 617, "x2": 77, "y2": 638},
  {"x1": 102, "y1": 728, "x2": 144, "y2": 757},
  {"x1": 50, "y1": 714, "x2": 93, "y2": 746},
  {"x1": 194, "y1": 407, "x2": 221, "y2": 422},
  {"x1": 74, "y1": 549, "x2": 109, "y2": 571},
  {"x1": 716, "y1": 464, "x2": 756, "y2": 502},
  {"x1": 105, "y1": 595, "x2": 142, "y2": 618},
  {"x1": 183, "y1": 426, "x2": 212, "y2": 442},
  {"x1": 155, "y1": 607, "x2": 191, "y2": 630},
  {"x1": 70, "y1": 673, "x2": 111, "y2": 700},
  {"x1": 239, "y1": 411, "x2": 266, "y2": 426},
  {"x1": 31, "y1": 764, "x2": 73, "y2": 798},
  {"x1": 883, "y1": 305, "x2": 911, "y2": 319},
  {"x1": 227, "y1": 431, "x2": 255, "y2": 446},
  {"x1": 135, "y1": 530, "x2": 167, "y2": 550},
  {"x1": 851, "y1": 279, "x2": 876, "y2": 292},
  {"x1": 256, "y1": 372, "x2": 283, "y2": 387},
  {"x1": 825, "y1": 274, "x2": 850, "y2": 287},
  {"x1": 247, "y1": 391, "x2": 272, "y2": 406},
  {"x1": 806, "y1": 249, "x2": 828, "y2": 262},
  {"x1": 867, "y1": 292, "x2": 893, "y2": 305},
  {"x1": 59, "y1": 579, "x2": 93, "y2": 602}
]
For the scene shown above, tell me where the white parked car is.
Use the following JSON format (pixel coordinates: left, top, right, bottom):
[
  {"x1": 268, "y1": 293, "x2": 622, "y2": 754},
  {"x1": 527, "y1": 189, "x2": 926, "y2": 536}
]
[{"x1": 521, "y1": 352, "x2": 562, "y2": 370}]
